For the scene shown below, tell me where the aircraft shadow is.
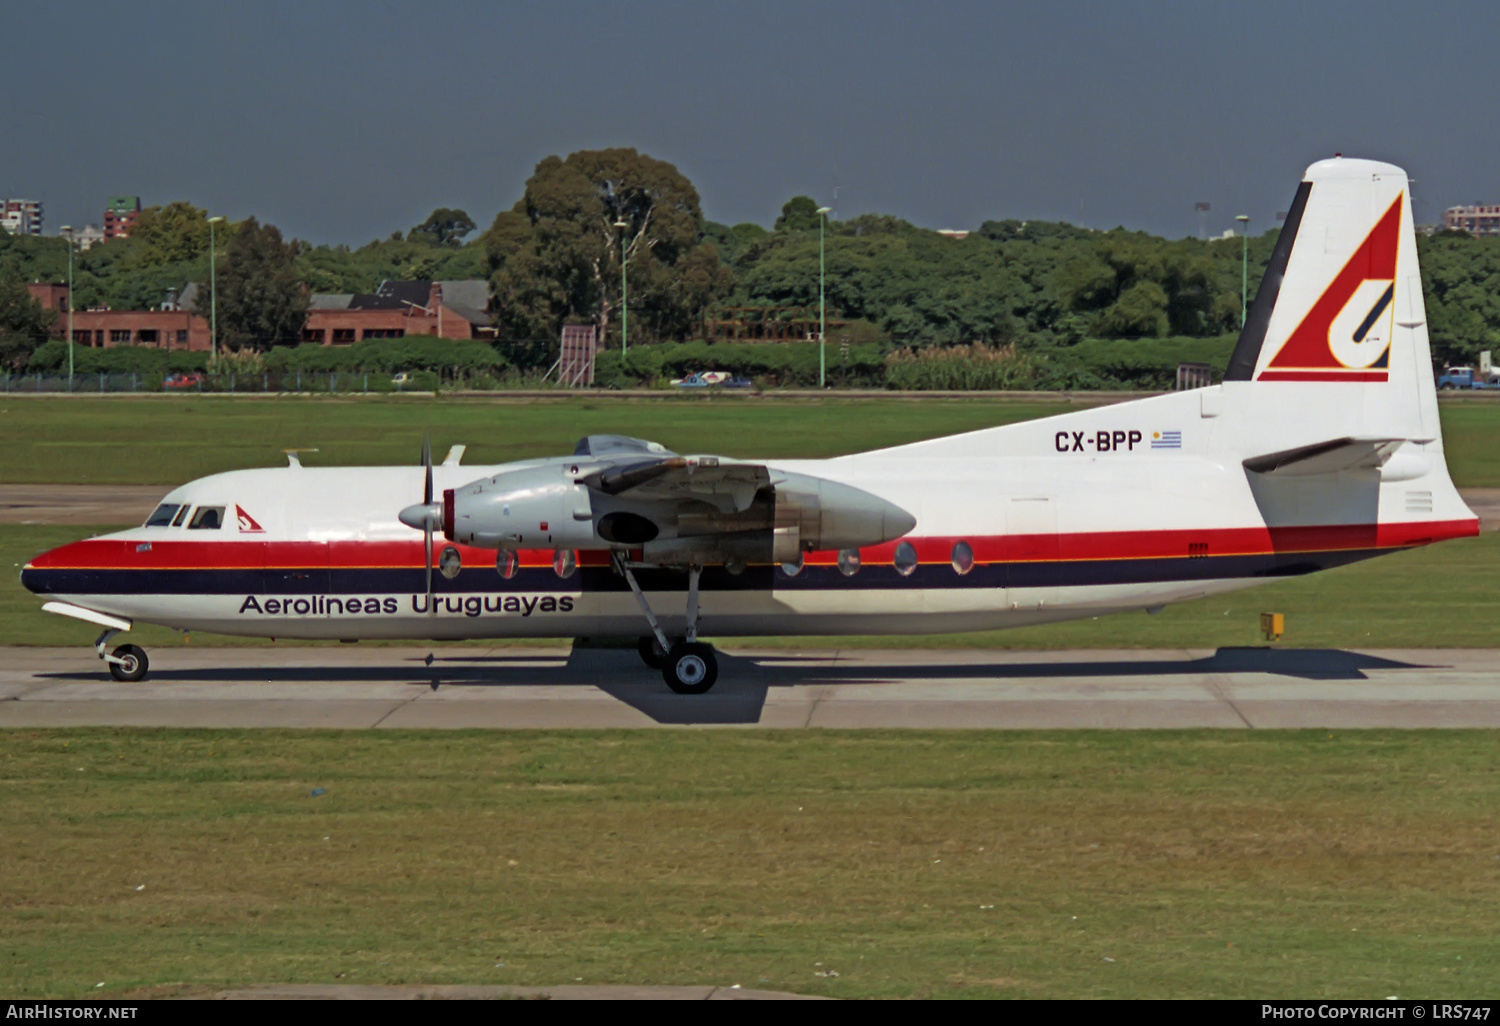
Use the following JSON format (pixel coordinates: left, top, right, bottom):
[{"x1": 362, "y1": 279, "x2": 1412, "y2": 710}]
[
  {"x1": 749, "y1": 647, "x2": 1435, "y2": 684},
  {"x1": 32, "y1": 647, "x2": 1438, "y2": 727}
]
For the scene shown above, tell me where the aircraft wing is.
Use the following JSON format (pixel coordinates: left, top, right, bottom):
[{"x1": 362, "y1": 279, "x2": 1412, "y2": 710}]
[
  {"x1": 1243, "y1": 436, "x2": 1424, "y2": 476},
  {"x1": 581, "y1": 456, "x2": 769, "y2": 512}
]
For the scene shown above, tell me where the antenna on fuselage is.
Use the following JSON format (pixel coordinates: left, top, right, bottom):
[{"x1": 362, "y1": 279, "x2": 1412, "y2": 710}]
[{"x1": 282, "y1": 448, "x2": 320, "y2": 468}]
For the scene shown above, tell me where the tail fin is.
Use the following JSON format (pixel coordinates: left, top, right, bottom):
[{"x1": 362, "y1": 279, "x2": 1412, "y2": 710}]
[{"x1": 1225, "y1": 157, "x2": 1437, "y2": 442}]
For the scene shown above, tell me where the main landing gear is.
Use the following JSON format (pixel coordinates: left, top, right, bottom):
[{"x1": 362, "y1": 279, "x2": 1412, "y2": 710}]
[
  {"x1": 614, "y1": 554, "x2": 719, "y2": 695},
  {"x1": 96, "y1": 628, "x2": 149, "y2": 683}
]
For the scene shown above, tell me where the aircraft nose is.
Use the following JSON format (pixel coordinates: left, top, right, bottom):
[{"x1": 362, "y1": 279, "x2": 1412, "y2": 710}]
[{"x1": 19, "y1": 540, "x2": 74, "y2": 595}]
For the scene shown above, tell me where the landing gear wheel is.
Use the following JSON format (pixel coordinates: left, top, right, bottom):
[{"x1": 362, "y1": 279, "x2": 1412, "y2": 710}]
[
  {"x1": 638, "y1": 635, "x2": 668, "y2": 669},
  {"x1": 109, "y1": 645, "x2": 149, "y2": 683},
  {"x1": 662, "y1": 642, "x2": 718, "y2": 694}
]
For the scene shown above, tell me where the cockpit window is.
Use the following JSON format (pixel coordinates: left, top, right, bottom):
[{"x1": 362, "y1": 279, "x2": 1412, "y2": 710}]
[
  {"x1": 188, "y1": 506, "x2": 225, "y2": 530},
  {"x1": 171, "y1": 506, "x2": 191, "y2": 527},
  {"x1": 145, "y1": 504, "x2": 181, "y2": 527}
]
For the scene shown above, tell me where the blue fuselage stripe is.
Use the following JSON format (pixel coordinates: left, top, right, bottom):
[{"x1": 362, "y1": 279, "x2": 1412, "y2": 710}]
[{"x1": 20, "y1": 547, "x2": 1382, "y2": 597}]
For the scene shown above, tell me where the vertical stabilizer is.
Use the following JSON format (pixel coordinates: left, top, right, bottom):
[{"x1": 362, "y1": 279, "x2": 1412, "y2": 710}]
[{"x1": 1225, "y1": 157, "x2": 1437, "y2": 442}]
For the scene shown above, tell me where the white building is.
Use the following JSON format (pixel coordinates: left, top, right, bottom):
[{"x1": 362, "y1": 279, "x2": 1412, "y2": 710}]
[
  {"x1": 61, "y1": 224, "x2": 105, "y2": 251},
  {"x1": 1, "y1": 199, "x2": 43, "y2": 236}
]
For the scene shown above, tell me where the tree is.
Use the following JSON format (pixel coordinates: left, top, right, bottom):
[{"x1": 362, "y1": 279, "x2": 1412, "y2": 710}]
[
  {"x1": 410, "y1": 208, "x2": 477, "y2": 247},
  {"x1": 0, "y1": 272, "x2": 56, "y2": 370},
  {"x1": 482, "y1": 148, "x2": 730, "y2": 353},
  {"x1": 775, "y1": 196, "x2": 821, "y2": 232},
  {"x1": 130, "y1": 202, "x2": 212, "y2": 265},
  {"x1": 208, "y1": 218, "x2": 308, "y2": 352},
  {"x1": 702, "y1": 221, "x2": 768, "y2": 265},
  {"x1": 1043, "y1": 232, "x2": 1237, "y2": 339}
]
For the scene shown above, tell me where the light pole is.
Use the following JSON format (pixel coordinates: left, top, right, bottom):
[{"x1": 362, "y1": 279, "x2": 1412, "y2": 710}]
[
  {"x1": 208, "y1": 216, "x2": 224, "y2": 359},
  {"x1": 1236, "y1": 214, "x2": 1250, "y2": 327},
  {"x1": 614, "y1": 218, "x2": 629, "y2": 358},
  {"x1": 817, "y1": 206, "x2": 831, "y2": 388},
  {"x1": 61, "y1": 226, "x2": 74, "y2": 389}
]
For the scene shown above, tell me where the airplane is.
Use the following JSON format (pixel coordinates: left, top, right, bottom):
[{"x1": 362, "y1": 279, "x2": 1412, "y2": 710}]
[{"x1": 20, "y1": 157, "x2": 1479, "y2": 692}]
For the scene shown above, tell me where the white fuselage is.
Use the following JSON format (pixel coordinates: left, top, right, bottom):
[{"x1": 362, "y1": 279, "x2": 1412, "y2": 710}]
[{"x1": 21, "y1": 385, "x2": 1476, "y2": 642}]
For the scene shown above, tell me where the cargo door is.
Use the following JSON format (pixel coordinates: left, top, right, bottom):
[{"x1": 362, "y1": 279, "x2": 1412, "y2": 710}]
[{"x1": 1004, "y1": 497, "x2": 1058, "y2": 610}]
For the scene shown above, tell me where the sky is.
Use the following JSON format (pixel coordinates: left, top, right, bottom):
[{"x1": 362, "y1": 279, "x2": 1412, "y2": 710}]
[{"x1": 4, "y1": 0, "x2": 1499, "y2": 246}]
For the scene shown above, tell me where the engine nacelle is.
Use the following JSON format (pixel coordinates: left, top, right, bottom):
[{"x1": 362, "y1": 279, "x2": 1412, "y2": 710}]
[
  {"x1": 445, "y1": 464, "x2": 603, "y2": 550},
  {"x1": 444, "y1": 462, "x2": 915, "y2": 565}
]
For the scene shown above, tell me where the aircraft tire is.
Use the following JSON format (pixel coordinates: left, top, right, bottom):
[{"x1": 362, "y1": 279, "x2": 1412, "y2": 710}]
[
  {"x1": 638, "y1": 635, "x2": 668, "y2": 669},
  {"x1": 662, "y1": 643, "x2": 717, "y2": 694},
  {"x1": 109, "y1": 645, "x2": 149, "y2": 683}
]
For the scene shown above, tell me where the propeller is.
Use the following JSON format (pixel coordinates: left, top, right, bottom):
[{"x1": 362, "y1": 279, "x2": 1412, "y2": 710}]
[{"x1": 397, "y1": 433, "x2": 439, "y2": 613}]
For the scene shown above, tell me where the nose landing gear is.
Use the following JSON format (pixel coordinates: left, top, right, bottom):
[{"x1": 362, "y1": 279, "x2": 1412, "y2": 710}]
[{"x1": 96, "y1": 628, "x2": 149, "y2": 683}]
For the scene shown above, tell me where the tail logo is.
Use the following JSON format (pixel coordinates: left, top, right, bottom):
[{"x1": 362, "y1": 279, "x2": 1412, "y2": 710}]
[
  {"x1": 1258, "y1": 195, "x2": 1402, "y2": 382},
  {"x1": 236, "y1": 505, "x2": 265, "y2": 533}
]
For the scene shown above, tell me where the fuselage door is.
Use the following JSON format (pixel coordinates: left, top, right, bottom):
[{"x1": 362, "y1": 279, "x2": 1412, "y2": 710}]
[{"x1": 1005, "y1": 497, "x2": 1059, "y2": 610}]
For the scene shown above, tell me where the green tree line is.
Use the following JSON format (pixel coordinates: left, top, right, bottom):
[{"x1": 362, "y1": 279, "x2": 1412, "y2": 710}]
[{"x1": 4, "y1": 148, "x2": 1500, "y2": 383}]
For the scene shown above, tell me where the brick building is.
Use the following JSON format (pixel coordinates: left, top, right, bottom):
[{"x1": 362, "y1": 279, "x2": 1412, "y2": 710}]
[
  {"x1": 103, "y1": 196, "x2": 141, "y2": 240},
  {"x1": 30, "y1": 283, "x2": 211, "y2": 351},
  {"x1": 302, "y1": 280, "x2": 494, "y2": 344},
  {"x1": 23, "y1": 278, "x2": 491, "y2": 354},
  {"x1": 26, "y1": 282, "x2": 70, "y2": 312},
  {"x1": 1443, "y1": 205, "x2": 1500, "y2": 237},
  {"x1": 63, "y1": 309, "x2": 211, "y2": 351}
]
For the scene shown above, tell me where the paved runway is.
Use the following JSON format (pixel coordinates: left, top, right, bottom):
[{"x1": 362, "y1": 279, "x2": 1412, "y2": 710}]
[{"x1": 3, "y1": 645, "x2": 1499, "y2": 729}]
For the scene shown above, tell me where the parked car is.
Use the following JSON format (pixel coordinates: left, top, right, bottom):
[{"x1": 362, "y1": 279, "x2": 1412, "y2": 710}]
[
  {"x1": 163, "y1": 373, "x2": 202, "y2": 391},
  {"x1": 722, "y1": 375, "x2": 754, "y2": 389}
]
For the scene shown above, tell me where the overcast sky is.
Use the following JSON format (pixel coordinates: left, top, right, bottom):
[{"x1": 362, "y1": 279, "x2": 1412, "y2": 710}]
[{"x1": 4, "y1": 0, "x2": 1497, "y2": 245}]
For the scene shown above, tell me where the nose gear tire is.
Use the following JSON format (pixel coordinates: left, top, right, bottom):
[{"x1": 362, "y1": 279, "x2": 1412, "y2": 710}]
[
  {"x1": 662, "y1": 642, "x2": 718, "y2": 694},
  {"x1": 109, "y1": 645, "x2": 149, "y2": 683}
]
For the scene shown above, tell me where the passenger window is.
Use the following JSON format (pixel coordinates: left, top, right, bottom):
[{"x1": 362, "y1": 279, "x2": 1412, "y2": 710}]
[
  {"x1": 171, "y1": 506, "x2": 191, "y2": 527},
  {"x1": 145, "y1": 504, "x2": 180, "y2": 527},
  {"x1": 188, "y1": 506, "x2": 225, "y2": 530}
]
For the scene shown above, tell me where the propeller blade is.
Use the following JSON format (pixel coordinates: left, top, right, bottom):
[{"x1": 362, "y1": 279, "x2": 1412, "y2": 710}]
[
  {"x1": 421, "y1": 433, "x2": 433, "y2": 506},
  {"x1": 424, "y1": 521, "x2": 434, "y2": 614}
]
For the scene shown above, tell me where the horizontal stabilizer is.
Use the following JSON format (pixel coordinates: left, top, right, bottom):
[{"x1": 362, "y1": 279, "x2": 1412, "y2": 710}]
[{"x1": 1243, "y1": 436, "x2": 1422, "y2": 476}]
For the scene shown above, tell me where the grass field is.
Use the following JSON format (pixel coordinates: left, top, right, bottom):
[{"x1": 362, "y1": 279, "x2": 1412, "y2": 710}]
[
  {"x1": 4, "y1": 729, "x2": 1498, "y2": 999},
  {"x1": 0, "y1": 394, "x2": 1081, "y2": 485},
  {"x1": 1, "y1": 393, "x2": 1497, "y2": 486}
]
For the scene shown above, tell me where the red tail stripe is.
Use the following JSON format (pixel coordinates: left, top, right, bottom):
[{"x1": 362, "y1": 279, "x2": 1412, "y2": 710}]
[{"x1": 1256, "y1": 371, "x2": 1390, "y2": 382}]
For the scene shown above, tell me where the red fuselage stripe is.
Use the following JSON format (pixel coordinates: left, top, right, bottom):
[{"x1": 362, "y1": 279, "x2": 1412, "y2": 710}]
[{"x1": 24, "y1": 519, "x2": 1479, "y2": 572}]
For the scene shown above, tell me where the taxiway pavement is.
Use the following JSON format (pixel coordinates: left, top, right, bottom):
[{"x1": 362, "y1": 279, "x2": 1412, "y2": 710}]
[{"x1": 3, "y1": 645, "x2": 1499, "y2": 729}]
